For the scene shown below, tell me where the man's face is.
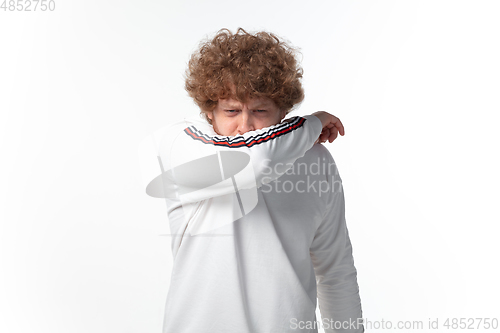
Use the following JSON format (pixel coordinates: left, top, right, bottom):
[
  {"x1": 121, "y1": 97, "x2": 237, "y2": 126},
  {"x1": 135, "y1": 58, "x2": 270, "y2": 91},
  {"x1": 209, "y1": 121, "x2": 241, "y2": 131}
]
[{"x1": 207, "y1": 97, "x2": 286, "y2": 136}]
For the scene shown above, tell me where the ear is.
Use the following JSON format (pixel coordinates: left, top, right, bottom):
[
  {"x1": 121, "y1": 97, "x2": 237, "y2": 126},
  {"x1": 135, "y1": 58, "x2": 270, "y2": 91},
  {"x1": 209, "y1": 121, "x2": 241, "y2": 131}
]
[
  {"x1": 279, "y1": 109, "x2": 287, "y2": 120},
  {"x1": 206, "y1": 111, "x2": 213, "y2": 121}
]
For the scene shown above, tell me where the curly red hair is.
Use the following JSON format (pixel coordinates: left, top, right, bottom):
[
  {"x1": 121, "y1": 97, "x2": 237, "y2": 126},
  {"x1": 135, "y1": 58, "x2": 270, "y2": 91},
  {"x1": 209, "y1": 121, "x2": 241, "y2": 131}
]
[{"x1": 185, "y1": 28, "x2": 305, "y2": 124}]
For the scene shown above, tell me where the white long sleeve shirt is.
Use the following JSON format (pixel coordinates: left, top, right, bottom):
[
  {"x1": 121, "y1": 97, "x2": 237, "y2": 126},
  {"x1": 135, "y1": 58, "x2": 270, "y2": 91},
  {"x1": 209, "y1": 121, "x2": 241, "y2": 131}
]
[{"x1": 146, "y1": 115, "x2": 364, "y2": 333}]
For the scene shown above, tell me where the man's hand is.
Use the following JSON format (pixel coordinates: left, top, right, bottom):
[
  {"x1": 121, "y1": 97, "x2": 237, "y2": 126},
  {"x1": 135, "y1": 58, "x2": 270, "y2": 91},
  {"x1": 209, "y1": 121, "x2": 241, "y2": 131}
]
[{"x1": 311, "y1": 111, "x2": 345, "y2": 144}]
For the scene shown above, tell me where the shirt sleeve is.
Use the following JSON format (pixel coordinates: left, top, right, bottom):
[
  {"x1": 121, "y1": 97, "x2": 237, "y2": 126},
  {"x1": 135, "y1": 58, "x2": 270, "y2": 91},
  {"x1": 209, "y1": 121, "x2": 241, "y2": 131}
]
[
  {"x1": 309, "y1": 157, "x2": 364, "y2": 333},
  {"x1": 147, "y1": 115, "x2": 323, "y2": 205}
]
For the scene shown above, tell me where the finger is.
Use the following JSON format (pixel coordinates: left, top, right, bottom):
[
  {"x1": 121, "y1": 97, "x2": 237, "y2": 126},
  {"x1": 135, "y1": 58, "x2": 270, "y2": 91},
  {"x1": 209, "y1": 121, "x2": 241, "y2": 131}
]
[
  {"x1": 319, "y1": 130, "x2": 325, "y2": 142},
  {"x1": 317, "y1": 129, "x2": 326, "y2": 143},
  {"x1": 329, "y1": 128, "x2": 339, "y2": 142},
  {"x1": 321, "y1": 128, "x2": 330, "y2": 142},
  {"x1": 330, "y1": 116, "x2": 345, "y2": 136}
]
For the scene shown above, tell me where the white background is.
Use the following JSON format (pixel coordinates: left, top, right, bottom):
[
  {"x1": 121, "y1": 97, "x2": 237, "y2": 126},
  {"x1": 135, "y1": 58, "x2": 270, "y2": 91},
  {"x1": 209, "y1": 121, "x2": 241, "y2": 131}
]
[{"x1": 1, "y1": 1, "x2": 499, "y2": 332}]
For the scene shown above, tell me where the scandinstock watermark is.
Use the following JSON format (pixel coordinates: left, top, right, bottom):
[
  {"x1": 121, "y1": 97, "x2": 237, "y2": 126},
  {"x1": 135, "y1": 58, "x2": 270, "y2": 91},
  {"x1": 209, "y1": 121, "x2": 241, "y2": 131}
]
[
  {"x1": 289, "y1": 317, "x2": 499, "y2": 331},
  {"x1": 259, "y1": 156, "x2": 343, "y2": 196}
]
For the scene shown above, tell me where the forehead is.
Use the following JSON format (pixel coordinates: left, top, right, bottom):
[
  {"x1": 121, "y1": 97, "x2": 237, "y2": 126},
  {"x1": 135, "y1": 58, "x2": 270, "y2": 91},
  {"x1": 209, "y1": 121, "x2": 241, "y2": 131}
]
[{"x1": 218, "y1": 97, "x2": 275, "y2": 108}]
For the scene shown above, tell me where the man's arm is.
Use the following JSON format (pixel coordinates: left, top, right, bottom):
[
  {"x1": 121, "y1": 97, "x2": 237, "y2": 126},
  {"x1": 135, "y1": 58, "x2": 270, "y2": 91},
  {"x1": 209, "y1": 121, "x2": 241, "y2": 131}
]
[
  {"x1": 309, "y1": 156, "x2": 364, "y2": 333},
  {"x1": 148, "y1": 114, "x2": 333, "y2": 203}
]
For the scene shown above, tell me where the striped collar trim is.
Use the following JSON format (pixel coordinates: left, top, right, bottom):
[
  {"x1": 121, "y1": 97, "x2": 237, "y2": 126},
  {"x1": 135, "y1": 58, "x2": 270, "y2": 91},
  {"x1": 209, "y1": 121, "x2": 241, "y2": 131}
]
[{"x1": 183, "y1": 116, "x2": 306, "y2": 148}]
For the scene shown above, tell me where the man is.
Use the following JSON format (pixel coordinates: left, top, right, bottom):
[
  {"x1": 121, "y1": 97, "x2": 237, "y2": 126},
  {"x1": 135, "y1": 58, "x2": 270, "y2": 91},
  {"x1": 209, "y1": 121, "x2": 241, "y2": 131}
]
[{"x1": 147, "y1": 28, "x2": 363, "y2": 333}]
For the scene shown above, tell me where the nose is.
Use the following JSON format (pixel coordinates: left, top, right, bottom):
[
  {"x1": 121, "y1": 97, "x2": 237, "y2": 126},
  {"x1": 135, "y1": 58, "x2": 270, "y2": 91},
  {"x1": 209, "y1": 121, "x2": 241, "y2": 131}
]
[{"x1": 237, "y1": 111, "x2": 255, "y2": 135}]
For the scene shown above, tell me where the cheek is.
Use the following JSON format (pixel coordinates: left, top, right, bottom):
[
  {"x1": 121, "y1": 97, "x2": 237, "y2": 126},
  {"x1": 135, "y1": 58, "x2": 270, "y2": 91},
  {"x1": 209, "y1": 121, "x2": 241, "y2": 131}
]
[
  {"x1": 214, "y1": 117, "x2": 238, "y2": 135},
  {"x1": 266, "y1": 113, "x2": 283, "y2": 126},
  {"x1": 225, "y1": 120, "x2": 239, "y2": 133}
]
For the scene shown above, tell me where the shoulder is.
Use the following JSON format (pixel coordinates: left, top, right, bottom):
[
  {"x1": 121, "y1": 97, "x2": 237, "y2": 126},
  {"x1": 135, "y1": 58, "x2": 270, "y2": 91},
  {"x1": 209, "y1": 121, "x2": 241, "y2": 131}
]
[
  {"x1": 301, "y1": 144, "x2": 342, "y2": 182},
  {"x1": 302, "y1": 143, "x2": 337, "y2": 166}
]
